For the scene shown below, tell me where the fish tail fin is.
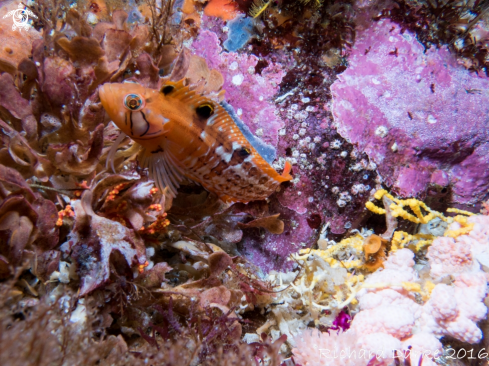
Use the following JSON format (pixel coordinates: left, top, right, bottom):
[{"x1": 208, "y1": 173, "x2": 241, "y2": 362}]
[{"x1": 280, "y1": 160, "x2": 293, "y2": 181}]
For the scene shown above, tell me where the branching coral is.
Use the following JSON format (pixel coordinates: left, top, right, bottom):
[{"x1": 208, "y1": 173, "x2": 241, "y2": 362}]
[{"x1": 257, "y1": 253, "x2": 365, "y2": 350}]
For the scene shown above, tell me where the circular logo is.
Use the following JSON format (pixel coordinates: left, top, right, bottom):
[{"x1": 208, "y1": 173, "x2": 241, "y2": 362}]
[{"x1": 3, "y1": 4, "x2": 38, "y2": 32}]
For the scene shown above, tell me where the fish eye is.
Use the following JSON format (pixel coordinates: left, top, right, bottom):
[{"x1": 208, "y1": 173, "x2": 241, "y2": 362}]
[
  {"x1": 124, "y1": 94, "x2": 144, "y2": 111},
  {"x1": 161, "y1": 85, "x2": 174, "y2": 95},
  {"x1": 196, "y1": 103, "x2": 214, "y2": 119}
]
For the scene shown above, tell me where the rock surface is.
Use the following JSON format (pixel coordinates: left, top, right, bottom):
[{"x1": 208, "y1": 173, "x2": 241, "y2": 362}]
[{"x1": 331, "y1": 19, "x2": 489, "y2": 205}]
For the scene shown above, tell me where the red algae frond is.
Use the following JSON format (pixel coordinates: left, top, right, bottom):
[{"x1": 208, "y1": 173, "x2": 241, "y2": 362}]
[
  {"x1": 56, "y1": 204, "x2": 75, "y2": 226},
  {"x1": 139, "y1": 213, "x2": 170, "y2": 235},
  {"x1": 106, "y1": 183, "x2": 128, "y2": 201}
]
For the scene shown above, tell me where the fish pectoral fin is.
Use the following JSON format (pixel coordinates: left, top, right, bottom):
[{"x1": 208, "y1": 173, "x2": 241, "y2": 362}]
[
  {"x1": 280, "y1": 160, "x2": 293, "y2": 181},
  {"x1": 139, "y1": 148, "x2": 184, "y2": 198}
]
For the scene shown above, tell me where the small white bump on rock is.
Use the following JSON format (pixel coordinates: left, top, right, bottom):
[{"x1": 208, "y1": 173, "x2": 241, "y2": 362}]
[
  {"x1": 232, "y1": 74, "x2": 244, "y2": 86},
  {"x1": 375, "y1": 125, "x2": 388, "y2": 138}
]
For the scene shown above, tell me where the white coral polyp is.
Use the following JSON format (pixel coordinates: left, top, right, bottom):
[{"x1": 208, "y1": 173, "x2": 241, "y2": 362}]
[
  {"x1": 358, "y1": 289, "x2": 420, "y2": 314},
  {"x1": 428, "y1": 284, "x2": 458, "y2": 321}
]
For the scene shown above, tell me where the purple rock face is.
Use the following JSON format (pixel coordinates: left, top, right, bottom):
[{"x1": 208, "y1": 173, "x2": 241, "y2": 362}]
[
  {"x1": 190, "y1": 24, "x2": 380, "y2": 272},
  {"x1": 331, "y1": 20, "x2": 489, "y2": 205},
  {"x1": 192, "y1": 30, "x2": 286, "y2": 148},
  {"x1": 236, "y1": 199, "x2": 313, "y2": 273}
]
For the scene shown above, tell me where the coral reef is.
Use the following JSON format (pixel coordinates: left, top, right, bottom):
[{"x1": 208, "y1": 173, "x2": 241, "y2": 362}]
[{"x1": 1, "y1": 0, "x2": 489, "y2": 364}]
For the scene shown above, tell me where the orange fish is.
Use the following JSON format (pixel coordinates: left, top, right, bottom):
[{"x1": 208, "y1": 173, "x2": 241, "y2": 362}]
[{"x1": 98, "y1": 79, "x2": 292, "y2": 203}]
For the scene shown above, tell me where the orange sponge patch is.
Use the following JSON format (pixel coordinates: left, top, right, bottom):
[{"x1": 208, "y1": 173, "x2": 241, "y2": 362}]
[{"x1": 204, "y1": 0, "x2": 239, "y2": 21}]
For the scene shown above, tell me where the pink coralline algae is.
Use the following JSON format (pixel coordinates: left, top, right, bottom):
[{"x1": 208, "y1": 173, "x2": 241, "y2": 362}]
[
  {"x1": 236, "y1": 200, "x2": 313, "y2": 272},
  {"x1": 331, "y1": 19, "x2": 489, "y2": 205},
  {"x1": 191, "y1": 30, "x2": 286, "y2": 148}
]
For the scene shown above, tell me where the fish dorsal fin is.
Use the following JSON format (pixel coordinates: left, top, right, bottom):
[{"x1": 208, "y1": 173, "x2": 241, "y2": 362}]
[
  {"x1": 203, "y1": 103, "x2": 268, "y2": 164},
  {"x1": 160, "y1": 78, "x2": 188, "y2": 95},
  {"x1": 161, "y1": 79, "x2": 222, "y2": 110},
  {"x1": 139, "y1": 148, "x2": 184, "y2": 198}
]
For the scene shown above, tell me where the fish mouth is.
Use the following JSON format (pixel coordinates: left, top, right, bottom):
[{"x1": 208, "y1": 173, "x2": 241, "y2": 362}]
[{"x1": 98, "y1": 83, "x2": 112, "y2": 106}]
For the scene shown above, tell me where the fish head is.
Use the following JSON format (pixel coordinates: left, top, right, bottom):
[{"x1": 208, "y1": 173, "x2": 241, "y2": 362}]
[{"x1": 99, "y1": 82, "x2": 171, "y2": 140}]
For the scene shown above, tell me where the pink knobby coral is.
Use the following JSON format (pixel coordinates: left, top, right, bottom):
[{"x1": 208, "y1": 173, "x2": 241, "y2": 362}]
[
  {"x1": 420, "y1": 215, "x2": 489, "y2": 343},
  {"x1": 418, "y1": 272, "x2": 488, "y2": 344},
  {"x1": 357, "y1": 242, "x2": 487, "y2": 345},
  {"x1": 292, "y1": 329, "x2": 363, "y2": 366},
  {"x1": 351, "y1": 306, "x2": 415, "y2": 340},
  {"x1": 426, "y1": 236, "x2": 475, "y2": 279},
  {"x1": 456, "y1": 215, "x2": 489, "y2": 268},
  {"x1": 292, "y1": 229, "x2": 489, "y2": 365}
]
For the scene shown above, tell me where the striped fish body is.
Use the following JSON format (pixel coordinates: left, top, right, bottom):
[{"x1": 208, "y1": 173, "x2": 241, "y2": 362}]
[{"x1": 99, "y1": 79, "x2": 292, "y2": 203}]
